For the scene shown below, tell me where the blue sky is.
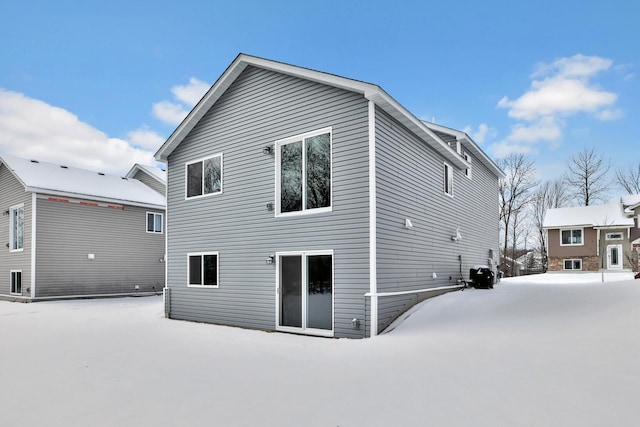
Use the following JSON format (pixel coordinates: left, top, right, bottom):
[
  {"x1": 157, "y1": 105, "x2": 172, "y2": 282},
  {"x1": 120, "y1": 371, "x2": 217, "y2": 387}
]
[{"x1": 1, "y1": 0, "x2": 637, "y2": 190}]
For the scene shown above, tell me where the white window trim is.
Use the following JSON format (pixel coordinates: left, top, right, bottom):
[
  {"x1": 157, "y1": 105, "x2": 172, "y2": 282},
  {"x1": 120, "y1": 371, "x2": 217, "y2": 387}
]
[
  {"x1": 463, "y1": 152, "x2": 472, "y2": 180},
  {"x1": 9, "y1": 203, "x2": 24, "y2": 252},
  {"x1": 275, "y1": 249, "x2": 334, "y2": 337},
  {"x1": 187, "y1": 252, "x2": 220, "y2": 288},
  {"x1": 563, "y1": 259, "x2": 582, "y2": 271},
  {"x1": 184, "y1": 153, "x2": 224, "y2": 200},
  {"x1": 10, "y1": 270, "x2": 22, "y2": 295},
  {"x1": 275, "y1": 127, "x2": 333, "y2": 217},
  {"x1": 443, "y1": 162, "x2": 454, "y2": 197},
  {"x1": 605, "y1": 232, "x2": 623, "y2": 240},
  {"x1": 560, "y1": 228, "x2": 584, "y2": 246},
  {"x1": 146, "y1": 212, "x2": 163, "y2": 234}
]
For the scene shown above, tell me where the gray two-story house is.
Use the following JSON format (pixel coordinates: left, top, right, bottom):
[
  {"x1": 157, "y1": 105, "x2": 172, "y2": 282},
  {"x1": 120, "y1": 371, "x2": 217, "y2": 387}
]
[
  {"x1": 155, "y1": 54, "x2": 504, "y2": 338},
  {"x1": 0, "y1": 155, "x2": 166, "y2": 301}
]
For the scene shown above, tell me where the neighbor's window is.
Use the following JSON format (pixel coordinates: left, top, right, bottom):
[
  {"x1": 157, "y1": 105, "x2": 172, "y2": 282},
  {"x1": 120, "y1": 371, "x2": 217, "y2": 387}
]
[
  {"x1": 188, "y1": 252, "x2": 219, "y2": 287},
  {"x1": 463, "y1": 152, "x2": 472, "y2": 179},
  {"x1": 277, "y1": 128, "x2": 331, "y2": 215},
  {"x1": 10, "y1": 270, "x2": 22, "y2": 294},
  {"x1": 186, "y1": 154, "x2": 223, "y2": 198},
  {"x1": 563, "y1": 259, "x2": 582, "y2": 270},
  {"x1": 561, "y1": 228, "x2": 583, "y2": 246},
  {"x1": 10, "y1": 204, "x2": 24, "y2": 251},
  {"x1": 146, "y1": 212, "x2": 163, "y2": 234},
  {"x1": 444, "y1": 162, "x2": 453, "y2": 196},
  {"x1": 605, "y1": 232, "x2": 623, "y2": 240}
]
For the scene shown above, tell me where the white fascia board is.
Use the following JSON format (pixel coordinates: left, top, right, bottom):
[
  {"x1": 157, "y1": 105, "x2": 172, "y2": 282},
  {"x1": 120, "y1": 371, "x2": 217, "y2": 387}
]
[
  {"x1": 30, "y1": 188, "x2": 166, "y2": 211},
  {"x1": 125, "y1": 164, "x2": 167, "y2": 185}
]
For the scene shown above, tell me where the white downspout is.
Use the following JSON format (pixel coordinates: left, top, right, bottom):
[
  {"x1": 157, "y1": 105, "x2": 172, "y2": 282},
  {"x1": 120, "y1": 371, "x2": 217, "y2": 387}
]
[
  {"x1": 31, "y1": 192, "x2": 36, "y2": 299},
  {"x1": 368, "y1": 100, "x2": 378, "y2": 337}
]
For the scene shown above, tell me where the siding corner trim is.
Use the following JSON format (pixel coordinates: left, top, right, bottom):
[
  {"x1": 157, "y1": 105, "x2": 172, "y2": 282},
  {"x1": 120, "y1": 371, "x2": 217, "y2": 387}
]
[{"x1": 368, "y1": 100, "x2": 378, "y2": 337}]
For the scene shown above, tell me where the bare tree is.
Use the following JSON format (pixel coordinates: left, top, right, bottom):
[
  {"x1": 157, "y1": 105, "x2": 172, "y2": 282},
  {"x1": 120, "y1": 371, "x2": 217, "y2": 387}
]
[
  {"x1": 531, "y1": 179, "x2": 570, "y2": 269},
  {"x1": 616, "y1": 162, "x2": 640, "y2": 195},
  {"x1": 564, "y1": 148, "x2": 611, "y2": 206},
  {"x1": 498, "y1": 153, "x2": 537, "y2": 276}
]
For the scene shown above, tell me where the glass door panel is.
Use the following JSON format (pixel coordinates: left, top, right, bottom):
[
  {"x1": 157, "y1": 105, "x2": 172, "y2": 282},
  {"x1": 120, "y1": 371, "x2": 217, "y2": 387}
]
[
  {"x1": 306, "y1": 255, "x2": 332, "y2": 330},
  {"x1": 280, "y1": 256, "x2": 302, "y2": 328}
]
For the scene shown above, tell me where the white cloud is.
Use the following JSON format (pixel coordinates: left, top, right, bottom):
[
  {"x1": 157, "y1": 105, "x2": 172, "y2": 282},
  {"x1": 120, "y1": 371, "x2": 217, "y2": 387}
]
[
  {"x1": 595, "y1": 108, "x2": 624, "y2": 121},
  {"x1": 0, "y1": 89, "x2": 158, "y2": 175},
  {"x1": 127, "y1": 127, "x2": 166, "y2": 150},
  {"x1": 508, "y1": 117, "x2": 562, "y2": 143},
  {"x1": 152, "y1": 78, "x2": 210, "y2": 125},
  {"x1": 531, "y1": 54, "x2": 612, "y2": 79},
  {"x1": 488, "y1": 140, "x2": 536, "y2": 158},
  {"x1": 463, "y1": 123, "x2": 495, "y2": 143}
]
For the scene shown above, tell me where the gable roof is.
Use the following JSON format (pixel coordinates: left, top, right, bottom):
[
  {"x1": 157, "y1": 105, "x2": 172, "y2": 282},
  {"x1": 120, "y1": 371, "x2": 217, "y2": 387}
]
[
  {"x1": 543, "y1": 203, "x2": 634, "y2": 229},
  {"x1": 0, "y1": 154, "x2": 165, "y2": 209},
  {"x1": 621, "y1": 194, "x2": 640, "y2": 212},
  {"x1": 126, "y1": 163, "x2": 167, "y2": 184},
  {"x1": 154, "y1": 53, "x2": 503, "y2": 178}
]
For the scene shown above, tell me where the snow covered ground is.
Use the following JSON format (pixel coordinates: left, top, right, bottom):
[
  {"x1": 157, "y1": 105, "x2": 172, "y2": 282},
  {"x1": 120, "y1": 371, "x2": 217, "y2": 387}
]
[{"x1": 2, "y1": 274, "x2": 639, "y2": 426}]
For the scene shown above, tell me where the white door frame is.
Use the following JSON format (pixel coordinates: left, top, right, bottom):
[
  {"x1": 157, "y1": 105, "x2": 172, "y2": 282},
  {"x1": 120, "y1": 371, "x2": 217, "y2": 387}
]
[{"x1": 606, "y1": 244, "x2": 623, "y2": 270}]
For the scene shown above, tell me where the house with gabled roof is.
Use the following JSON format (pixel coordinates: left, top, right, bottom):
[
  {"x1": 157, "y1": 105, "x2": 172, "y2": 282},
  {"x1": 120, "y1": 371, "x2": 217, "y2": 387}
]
[
  {"x1": 543, "y1": 203, "x2": 636, "y2": 272},
  {"x1": 0, "y1": 154, "x2": 166, "y2": 301},
  {"x1": 155, "y1": 53, "x2": 504, "y2": 338}
]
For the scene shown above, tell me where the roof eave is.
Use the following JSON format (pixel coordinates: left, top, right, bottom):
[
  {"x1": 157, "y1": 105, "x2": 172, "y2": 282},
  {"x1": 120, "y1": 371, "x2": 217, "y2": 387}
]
[{"x1": 28, "y1": 187, "x2": 166, "y2": 210}]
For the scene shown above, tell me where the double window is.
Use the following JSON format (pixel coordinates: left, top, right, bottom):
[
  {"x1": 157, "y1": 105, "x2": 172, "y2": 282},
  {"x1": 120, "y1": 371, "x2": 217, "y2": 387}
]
[
  {"x1": 561, "y1": 228, "x2": 583, "y2": 246},
  {"x1": 186, "y1": 154, "x2": 223, "y2": 199},
  {"x1": 188, "y1": 252, "x2": 219, "y2": 288},
  {"x1": 10, "y1": 270, "x2": 22, "y2": 295},
  {"x1": 443, "y1": 162, "x2": 453, "y2": 196},
  {"x1": 146, "y1": 212, "x2": 163, "y2": 234},
  {"x1": 276, "y1": 128, "x2": 332, "y2": 215},
  {"x1": 563, "y1": 259, "x2": 582, "y2": 270},
  {"x1": 10, "y1": 204, "x2": 24, "y2": 252}
]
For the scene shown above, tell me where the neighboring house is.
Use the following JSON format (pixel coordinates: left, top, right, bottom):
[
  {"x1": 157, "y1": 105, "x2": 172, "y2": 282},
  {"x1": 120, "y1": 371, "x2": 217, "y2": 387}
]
[
  {"x1": 155, "y1": 54, "x2": 504, "y2": 338},
  {"x1": 515, "y1": 250, "x2": 545, "y2": 275},
  {"x1": 622, "y1": 194, "x2": 640, "y2": 270},
  {"x1": 126, "y1": 163, "x2": 167, "y2": 195},
  {"x1": 543, "y1": 203, "x2": 635, "y2": 272},
  {"x1": 0, "y1": 155, "x2": 166, "y2": 301}
]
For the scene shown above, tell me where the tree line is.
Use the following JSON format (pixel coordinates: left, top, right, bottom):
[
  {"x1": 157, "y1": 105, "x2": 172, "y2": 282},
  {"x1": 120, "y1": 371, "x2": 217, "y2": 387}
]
[{"x1": 498, "y1": 148, "x2": 640, "y2": 277}]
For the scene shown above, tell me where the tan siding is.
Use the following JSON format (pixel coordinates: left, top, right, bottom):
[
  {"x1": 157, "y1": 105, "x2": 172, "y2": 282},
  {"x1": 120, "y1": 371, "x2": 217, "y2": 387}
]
[
  {"x1": 547, "y1": 228, "x2": 597, "y2": 257},
  {"x1": 35, "y1": 199, "x2": 165, "y2": 297},
  {"x1": 0, "y1": 164, "x2": 32, "y2": 299}
]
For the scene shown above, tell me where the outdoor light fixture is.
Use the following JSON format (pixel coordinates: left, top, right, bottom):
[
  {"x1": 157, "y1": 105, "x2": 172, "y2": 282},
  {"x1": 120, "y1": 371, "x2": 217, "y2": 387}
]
[
  {"x1": 266, "y1": 202, "x2": 274, "y2": 211},
  {"x1": 265, "y1": 254, "x2": 275, "y2": 265},
  {"x1": 263, "y1": 145, "x2": 274, "y2": 154},
  {"x1": 2, "y1": 210, "x2": 8, "y2": 216}
]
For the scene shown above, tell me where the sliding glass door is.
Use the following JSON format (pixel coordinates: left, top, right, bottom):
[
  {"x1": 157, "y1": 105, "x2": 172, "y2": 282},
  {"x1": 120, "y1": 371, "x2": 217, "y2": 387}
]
[{"x1": 277, "y1": 251, "x2": 333, "y2": 335}]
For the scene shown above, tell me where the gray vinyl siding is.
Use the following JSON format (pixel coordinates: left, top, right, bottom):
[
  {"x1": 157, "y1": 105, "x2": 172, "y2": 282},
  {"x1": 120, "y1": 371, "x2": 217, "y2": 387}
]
[
  {"x1": 166, "y1": 66, "x2": 370, "y2": 338},
  {"x1": 132, "y1": 170, "x2": 166, "y2": 195},
  {"x1": 34, "y1": 198, "x2": 165, "y2": 297},
  {"x1": 0, "y1": 164, "x2": 32, "y2": 299},
  {"x1": 375, "y1": 107, "x2": 500, "y2": 331}
]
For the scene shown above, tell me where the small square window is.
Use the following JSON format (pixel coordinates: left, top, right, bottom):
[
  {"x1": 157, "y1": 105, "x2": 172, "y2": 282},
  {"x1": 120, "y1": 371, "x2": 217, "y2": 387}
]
[
  {"x1": 188, "y1": 253, "x2": 219, "y2": 287},
  {"x1": 186, "y1": 154, "x2": 223, "y2": 199},
  {"x1": 146, "y1": 212, "x2": 163, "y2": 234}
]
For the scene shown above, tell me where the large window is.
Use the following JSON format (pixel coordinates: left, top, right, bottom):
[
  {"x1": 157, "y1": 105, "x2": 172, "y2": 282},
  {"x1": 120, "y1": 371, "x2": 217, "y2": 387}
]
[
  {"x1": 188, "y1": 252, "x2": 219, "y2": 287},
  {"x1": 10, "y1": 270, "x2": 22, "y2": 294},
  {"x1": 563, "y1": 259, "x2": 582, "y2": 270},
  {"x1": 276, "y1": 128, "x2": 331, "y2": 215},
  {"x1": 186, "y1": 154, "x2": 223, "y2": 199},
  {"x1": 10, "y1": 204, "x2": 24, "y2": 252},
  {"x1": 561, "y1": 228, "x2": 583, "y2": 246},
  {"x1": 146, "y1": 212, "x2": 163, "y2": 234},
  {"x1": 444, "y1": 162, "x2": 453, "y2": 196}
]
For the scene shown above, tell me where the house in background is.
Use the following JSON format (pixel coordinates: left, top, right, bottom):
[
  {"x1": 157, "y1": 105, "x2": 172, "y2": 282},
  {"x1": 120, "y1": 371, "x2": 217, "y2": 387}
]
[
  {"x1": 543, "y1": 203, "x2": 635, "y2": 272},
  {"x1": 0, "y1": 154, "x2": 166, "y2": 301},
  {"x1": 622, "y1": 194, "x2": 640, "y2": 270},
  {"x1": 126, "y1": 163, "x2": 167, "y2": 195},
  {"x1": 155, "y1": 54, "x2": 504, "y2": 338}
]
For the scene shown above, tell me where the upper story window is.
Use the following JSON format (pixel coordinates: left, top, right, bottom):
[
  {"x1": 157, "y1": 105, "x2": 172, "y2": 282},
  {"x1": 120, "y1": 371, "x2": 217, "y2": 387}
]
[
  {"x1": 443, "y1": 162, "x2": 453, "y2": 197},
  {"x1": 463, "y1": 152, "x2": 472, "y2": 179},
  {"x1": 146, "y1": 212, "x2": 163, "y2": 234},
  {"x1": 276, "y1": 128, "x2": 332, "y2": 216},
  {"x1": 10, "y1": 204, "x2": 24, "y2": 252},
  {"x1": 186, "y1": 154, "x2": 223, "y2": 199},
  {"x1": 561, "y1": 228, "x2": 583, "y2": 246}
]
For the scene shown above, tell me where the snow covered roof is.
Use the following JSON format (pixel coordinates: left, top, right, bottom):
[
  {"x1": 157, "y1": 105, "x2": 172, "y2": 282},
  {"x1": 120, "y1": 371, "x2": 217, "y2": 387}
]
[
  {"x1": 126, "y1": 163, "x2": 167, "y2": 184},
  {"x1": 621, "y1": 194, "x2": 640, "y2": 211},
  {"x1": 543, "y1": 203, "x2": 634, "y2": 229},
  {"x1": 0, "y1": 154, "x2": 166, "y2": 209}
]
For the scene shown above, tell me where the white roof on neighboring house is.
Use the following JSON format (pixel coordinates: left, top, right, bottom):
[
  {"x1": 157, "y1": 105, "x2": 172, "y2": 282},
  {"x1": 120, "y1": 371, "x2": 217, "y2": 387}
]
[
  {"x1": 126, "y1": 163, "x2": 167, "y2": 184},
  {"x1": 0, "y1": 154, "x2": 166, "y2": 209},
  {"x1": 621, "y1": 194, "x2": 640, "y2": 210},
  {"x1": 543, "y1": 203, "x2": 634, "y2": 228}
]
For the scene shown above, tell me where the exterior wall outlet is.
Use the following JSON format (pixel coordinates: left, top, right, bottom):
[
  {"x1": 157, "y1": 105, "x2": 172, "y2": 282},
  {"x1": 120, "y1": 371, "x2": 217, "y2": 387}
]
[
  {"x1": 87, "y1": 254, "x2": 95, "y2": 260},
  {"x1": 134, "y1": 285, "x2": 140, "y2": 290},
  {"x1": 432, "y1": 272, "x2": 437, "y2": 279}
]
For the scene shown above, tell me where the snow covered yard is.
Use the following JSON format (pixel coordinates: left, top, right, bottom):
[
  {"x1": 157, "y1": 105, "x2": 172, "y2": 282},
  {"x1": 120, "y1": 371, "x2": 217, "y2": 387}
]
[{"x1": 2, "y1": 275, "x2": 639, "y2": 427}]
